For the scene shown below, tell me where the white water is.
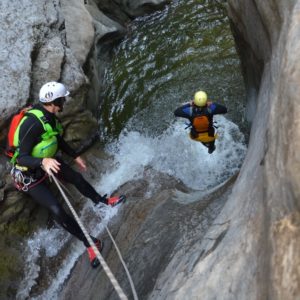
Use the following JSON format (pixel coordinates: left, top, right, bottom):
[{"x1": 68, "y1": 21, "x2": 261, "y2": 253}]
[
  {"x1": 99, "y1": 115, "x2": 246, "y2": 194},
  {"x1": 16, "y1": 116, "x2": 246, "y2": 299}
]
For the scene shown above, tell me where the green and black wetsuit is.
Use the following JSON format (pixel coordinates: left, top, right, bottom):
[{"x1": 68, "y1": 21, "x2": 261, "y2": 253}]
[{"x1": 16, "y1": 104, "x2": 105, "y2": 247}]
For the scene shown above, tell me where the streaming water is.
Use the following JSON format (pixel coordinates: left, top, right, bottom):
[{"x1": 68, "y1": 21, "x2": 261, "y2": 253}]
[
  {"x1": 98, "y1": 0, "x2": 247, "y2": 192},
  {"x1": 17, "y1": 0, "x2": 247, "y2": 298},
  {"x1": 99, "y1": 0, "x2": 247, "y2": 140}
]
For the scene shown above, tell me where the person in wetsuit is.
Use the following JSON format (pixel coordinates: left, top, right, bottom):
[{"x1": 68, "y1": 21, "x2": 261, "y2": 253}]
[
  {"x1": 174, "y1": 90, "x2": 227, "y2": 154},
  {"x1": 11, "y1": 81, "x2": 125, "y2": 268}
]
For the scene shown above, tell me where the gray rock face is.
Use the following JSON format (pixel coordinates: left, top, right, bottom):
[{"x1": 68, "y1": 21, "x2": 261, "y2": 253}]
[
  {"x1": 148, "y1": 1, "x2": 300, "y2": 300},
  {"x1": 0, "y1": 0, "x2": 45, "y2": 125},
  {"x1": 228, "y1": 1, "x2": 300, "y2": 299},
  {"x1": 61, "y1": 0, "x2": 95, "y2": 66},
  {"x1": 60, "y1": 174, "x2": 236, "y2": 300},
  {"x1": 0, "y1": 0, "x2": 88, "y2": 129}
]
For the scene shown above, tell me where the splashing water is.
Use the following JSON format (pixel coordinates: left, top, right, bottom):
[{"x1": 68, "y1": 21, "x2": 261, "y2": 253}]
[
  {"x1": 16, "y1": 228, "x2": 69, "y2": 300},
  {"x1": 98, "y1": 115, "x2": 246, "y2": 194}
]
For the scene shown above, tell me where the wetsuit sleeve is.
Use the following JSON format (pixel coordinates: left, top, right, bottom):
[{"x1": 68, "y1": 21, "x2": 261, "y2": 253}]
[
  {"x1": 17, "y1": 117, "x2": 44, "y2": 168},
  {"x1": 208, "y1": 102, "x2": 227, "y2": 115},
  {"x1": 57, "y1": 136, "x2": 78, "y2": 158},
  {"x1": 174, "y1": 103, "x2": 193, "y2": 119}
]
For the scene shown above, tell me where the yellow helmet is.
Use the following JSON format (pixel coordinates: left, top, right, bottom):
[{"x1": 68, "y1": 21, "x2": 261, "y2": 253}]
[{"x1": 193, "y1": 91, "x2": 208, "y2": 107}]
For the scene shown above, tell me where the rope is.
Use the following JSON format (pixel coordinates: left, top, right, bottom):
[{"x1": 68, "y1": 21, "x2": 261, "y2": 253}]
[
  {"x1": 57, "y1": 178, "x2": 139, "y2": 300},
  {"x1": 104, "y1": 225, "x2": 139, "y2": 300},
  {"x1": 49, "y1": 172, "x2": 128, "y2": 300}
]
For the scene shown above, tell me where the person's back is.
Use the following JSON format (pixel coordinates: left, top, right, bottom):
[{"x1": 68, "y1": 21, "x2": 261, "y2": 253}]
[{"x1": 174, "y1": 90, "x2": 227, "y2": 154}]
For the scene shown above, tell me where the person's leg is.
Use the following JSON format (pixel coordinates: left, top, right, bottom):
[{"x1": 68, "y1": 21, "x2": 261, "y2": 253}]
[
  {"x1": 201, "y1": 142, "x2": 209, "y2": 148},
  {"x1": 57, "y1": 159, "x2": 126, "y2": 206},
  {"x1": 27, "y1": 182, "x2": 92, "y2": 247},
  {"x1": 27, "y1": 181, "x2": 103, "y2": 268},
  {"x1": 199, "y1": 127, "x2": 216, "y2": 154},
  {"x1": 57, "y1": 159, "x2": 105, "y2": 204}
]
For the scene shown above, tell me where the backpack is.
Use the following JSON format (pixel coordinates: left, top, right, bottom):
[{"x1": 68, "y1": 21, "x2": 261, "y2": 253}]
[
  {"x1": 6, "y1": 107, "x2": 32, "y2": 158},
  {"x1": 192, "y1": 114, "x2": 210, "y2": 133}
]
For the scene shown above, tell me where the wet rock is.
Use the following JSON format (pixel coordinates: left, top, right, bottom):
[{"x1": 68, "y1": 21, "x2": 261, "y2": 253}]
[
  {"x1": 31, "y1": 36, "x2": 65, "y2": 101},
  {"x1": 93, "y1": 0, "x2": 170, "y2": 24},
  {"x1": 152, "y1": 1, "x2": 300, "y2": 299},
  {"x1": 60, "y1": 171, "x2": 235, "y2": 300}
]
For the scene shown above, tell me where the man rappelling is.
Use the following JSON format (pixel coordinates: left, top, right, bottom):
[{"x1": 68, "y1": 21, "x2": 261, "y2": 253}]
[
  {"x1": 7, "y1": 81, "x2": 125, "y2": 268},
  {"x1": 174, "y1": 90, "x2": 227, "y2": 154}
]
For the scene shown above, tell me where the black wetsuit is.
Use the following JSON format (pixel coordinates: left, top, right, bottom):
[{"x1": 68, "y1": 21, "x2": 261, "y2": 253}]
[{"x1": 17, "y1": 104, "x2": 104, "y2": 247}]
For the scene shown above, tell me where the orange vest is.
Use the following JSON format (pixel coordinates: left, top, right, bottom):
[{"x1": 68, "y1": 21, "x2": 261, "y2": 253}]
[{"x1": 192, "y1": 115, "x2": 210, "y2": 133}]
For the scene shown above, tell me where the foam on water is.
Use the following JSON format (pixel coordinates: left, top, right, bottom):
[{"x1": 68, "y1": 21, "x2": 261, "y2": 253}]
[
  {"x1": 16, "y1": 228, "x2": 70, "y2": 300},
  {"x1": 98, "y1": 115, "x2": 246, "y2": 194}
]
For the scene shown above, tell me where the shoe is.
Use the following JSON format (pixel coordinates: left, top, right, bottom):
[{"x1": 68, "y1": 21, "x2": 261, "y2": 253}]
[
  {"x1": 87, "y1": 239, "x2": 103, "y2": 268},
  {"x1": 208, "y1": 145, "x2": 216, "y2": 154},
  {"x1": 107, "y1": 195, "x2": 126, "y2": 207}
]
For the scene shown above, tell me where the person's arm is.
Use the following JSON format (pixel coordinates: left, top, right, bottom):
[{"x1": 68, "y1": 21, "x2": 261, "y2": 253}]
[
  {"x1": 57, "y1": 136, "x2": 87, "y2": 171},
  {"x1": 174, "y1": 103, "x2": 193, "y2": 119},
  {"x1": 208, "y1": 102, "x2": 227, "y2": 115},
  {"x1": 57, "y1": 136, "x2": 77, "y2": 158},
  {"x1": 17, "y1": 117, "x2": 44, "y2": 168}
]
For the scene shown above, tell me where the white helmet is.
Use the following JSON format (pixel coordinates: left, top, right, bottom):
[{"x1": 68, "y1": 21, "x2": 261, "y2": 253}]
[{"x1": 39, "y1": 81, "x2": 70, "y2": 103}]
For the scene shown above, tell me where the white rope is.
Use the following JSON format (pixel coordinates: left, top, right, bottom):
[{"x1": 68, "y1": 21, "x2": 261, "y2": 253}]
[
  {"x1": 57, "y1": 179, "x2": 139, "y2": 300},
  {"x1": 102, "y1": 220, "x2": 139, "y2": 300},
  {"x1": 49, "y1": 172, "x2": 128, "y2": 300}
]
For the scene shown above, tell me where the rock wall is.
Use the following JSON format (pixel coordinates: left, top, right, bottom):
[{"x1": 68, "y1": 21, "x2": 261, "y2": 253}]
[
  {"x1": 226, "y1": 1, "x2": 300, "y2": 299},
  {"x1": 148, "y1": 1, "x2": 300, "y2": 300},
  {"x1": 0, "y1": 0, "x2": 92, "y2": 142}
]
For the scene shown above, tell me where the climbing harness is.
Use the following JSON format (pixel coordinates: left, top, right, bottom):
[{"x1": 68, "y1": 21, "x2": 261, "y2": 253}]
[
  {"x1": 49, "y1": 171, "x2": 138, "y2": 300},
  {"x1": 10, "y1": 165, "x2": 47, "y2": 192}
]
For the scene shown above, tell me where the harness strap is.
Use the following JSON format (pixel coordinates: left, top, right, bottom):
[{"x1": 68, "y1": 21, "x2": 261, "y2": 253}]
[{"x1": 26, "y1": 173, "x2": 48, "y2": 190}]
